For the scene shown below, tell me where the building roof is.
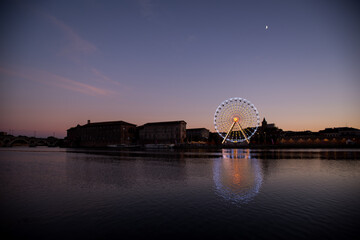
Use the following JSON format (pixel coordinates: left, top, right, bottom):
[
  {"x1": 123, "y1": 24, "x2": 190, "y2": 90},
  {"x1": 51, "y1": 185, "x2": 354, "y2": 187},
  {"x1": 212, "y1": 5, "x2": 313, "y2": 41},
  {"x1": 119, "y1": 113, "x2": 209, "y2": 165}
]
[
  {"x1": 319, "y1": 127, "x2": 360, "y2": 133},
  {"x1": 67, "y1": 120, "x2": 136, "y2": 131},
  {"x1": 142, "y1": 120, "x2": 186, "y2": 126},
  {"x1": 85, "y1": 120, "x2": 136, "y2": 127},
  {"x1": 186, "y1": 128, "x2": 209, "y2": 131}
]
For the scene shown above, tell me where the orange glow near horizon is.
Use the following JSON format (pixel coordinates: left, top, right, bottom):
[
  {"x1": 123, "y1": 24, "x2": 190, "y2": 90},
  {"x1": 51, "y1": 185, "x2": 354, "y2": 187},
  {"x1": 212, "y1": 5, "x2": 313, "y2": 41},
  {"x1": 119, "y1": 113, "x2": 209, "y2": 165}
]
[{"x1": 0, "y1": 1, "x2": 359, "y2": 139}]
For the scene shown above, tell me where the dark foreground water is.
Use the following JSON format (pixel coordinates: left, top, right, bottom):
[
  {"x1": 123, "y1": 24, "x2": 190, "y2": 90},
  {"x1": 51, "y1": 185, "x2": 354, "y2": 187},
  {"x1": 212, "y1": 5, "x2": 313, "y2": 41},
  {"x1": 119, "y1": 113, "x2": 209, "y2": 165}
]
[{"x1": 0, "y1": 148, "x2": 359, "y2": 240}]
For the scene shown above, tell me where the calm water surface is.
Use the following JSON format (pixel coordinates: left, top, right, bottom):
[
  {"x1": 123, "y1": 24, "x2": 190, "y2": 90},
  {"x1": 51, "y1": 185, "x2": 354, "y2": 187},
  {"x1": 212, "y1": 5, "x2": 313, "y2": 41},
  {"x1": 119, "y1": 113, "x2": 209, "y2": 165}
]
[{"x1": 0, "y1": 147, "x2": 359, "y2": 239}]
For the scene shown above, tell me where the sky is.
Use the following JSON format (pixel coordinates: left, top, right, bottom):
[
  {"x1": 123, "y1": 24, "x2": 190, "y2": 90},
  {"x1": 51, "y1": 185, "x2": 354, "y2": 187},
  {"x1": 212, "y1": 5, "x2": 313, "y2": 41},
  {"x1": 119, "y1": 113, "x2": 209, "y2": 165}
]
[{"x1": 0, "y1": 0, "x2": 359, "y2": 138}]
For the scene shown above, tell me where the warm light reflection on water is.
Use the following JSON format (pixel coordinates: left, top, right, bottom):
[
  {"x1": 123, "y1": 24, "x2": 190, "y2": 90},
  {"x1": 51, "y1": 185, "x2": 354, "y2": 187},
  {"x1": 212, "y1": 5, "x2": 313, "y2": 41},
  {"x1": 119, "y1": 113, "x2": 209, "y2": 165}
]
[{"x1": 213, "y1": 149, "x2": 263, "y2": 204}]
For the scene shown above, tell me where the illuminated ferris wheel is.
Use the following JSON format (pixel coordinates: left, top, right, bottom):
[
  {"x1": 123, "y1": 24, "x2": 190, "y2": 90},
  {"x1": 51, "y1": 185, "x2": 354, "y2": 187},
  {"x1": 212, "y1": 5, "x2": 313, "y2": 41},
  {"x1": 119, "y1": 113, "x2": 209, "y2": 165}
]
[{"x1": 214, "y1": 98, "x2": 260, "y2": 144}]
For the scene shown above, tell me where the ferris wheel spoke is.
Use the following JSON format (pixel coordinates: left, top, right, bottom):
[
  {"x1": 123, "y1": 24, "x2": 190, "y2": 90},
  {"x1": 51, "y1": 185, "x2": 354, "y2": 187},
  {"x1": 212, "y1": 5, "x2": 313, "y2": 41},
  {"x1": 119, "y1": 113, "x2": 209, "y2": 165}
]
[
  {"x1": 222, "y1": 121, "x2": 236, "y2": 144},
  {"x1": 236, "y1": 122, "x2": 249, "y2": 144},
  {"x1": 243, "y1": 126, "x2": 253, "y2": 139}
]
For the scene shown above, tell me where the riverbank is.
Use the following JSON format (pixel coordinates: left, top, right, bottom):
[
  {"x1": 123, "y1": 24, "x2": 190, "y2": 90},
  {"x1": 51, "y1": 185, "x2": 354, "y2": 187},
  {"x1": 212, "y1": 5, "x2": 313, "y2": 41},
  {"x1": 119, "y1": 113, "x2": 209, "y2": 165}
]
[
  {"x1": 176, "y1": 143, "x2": 360, "y2": 149},
  {"x1": 58, "y1": 143, "x2": 360, "y2": 151}
]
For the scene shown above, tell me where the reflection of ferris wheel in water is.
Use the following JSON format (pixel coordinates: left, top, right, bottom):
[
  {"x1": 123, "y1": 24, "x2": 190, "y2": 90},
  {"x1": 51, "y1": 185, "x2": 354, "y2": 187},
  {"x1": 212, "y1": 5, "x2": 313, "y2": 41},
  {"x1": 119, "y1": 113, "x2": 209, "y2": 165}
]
[{"x1": 214, "y1": 98, "x2": 260, "y2": 144}]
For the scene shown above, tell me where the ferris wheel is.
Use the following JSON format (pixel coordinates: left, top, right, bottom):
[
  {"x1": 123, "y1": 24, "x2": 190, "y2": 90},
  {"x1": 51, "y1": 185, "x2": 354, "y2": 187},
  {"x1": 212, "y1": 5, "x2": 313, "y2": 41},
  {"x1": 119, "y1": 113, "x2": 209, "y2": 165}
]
[{"x1": 214, "y1": 98, "x2": 260, "y2": 144}]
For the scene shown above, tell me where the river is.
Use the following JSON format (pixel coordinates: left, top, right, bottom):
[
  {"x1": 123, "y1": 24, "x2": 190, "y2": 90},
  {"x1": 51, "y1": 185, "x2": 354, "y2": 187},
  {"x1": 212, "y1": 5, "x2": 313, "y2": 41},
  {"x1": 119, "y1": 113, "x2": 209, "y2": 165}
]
[{"x1": 0, "y1": 147, "x2": 359, "y2": 239}]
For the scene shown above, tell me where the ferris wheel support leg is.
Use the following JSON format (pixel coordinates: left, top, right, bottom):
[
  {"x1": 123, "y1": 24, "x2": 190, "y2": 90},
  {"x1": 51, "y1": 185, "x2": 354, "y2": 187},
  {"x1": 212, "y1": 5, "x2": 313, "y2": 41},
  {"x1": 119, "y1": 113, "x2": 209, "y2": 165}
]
[
  {"x1": 222, "y1": 121, "x2": 236, "y2": 144},
  {"x1": 237, "y1": 122, "x2": 250, "y2": 144}
]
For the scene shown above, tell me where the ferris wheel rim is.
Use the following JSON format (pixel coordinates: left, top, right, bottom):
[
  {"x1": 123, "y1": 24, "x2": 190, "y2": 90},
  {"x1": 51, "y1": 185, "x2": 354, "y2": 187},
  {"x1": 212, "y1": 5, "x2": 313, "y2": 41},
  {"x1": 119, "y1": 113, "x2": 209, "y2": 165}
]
[{"x1": 214, "y1": 97, "x2": 260, "y2": 143}]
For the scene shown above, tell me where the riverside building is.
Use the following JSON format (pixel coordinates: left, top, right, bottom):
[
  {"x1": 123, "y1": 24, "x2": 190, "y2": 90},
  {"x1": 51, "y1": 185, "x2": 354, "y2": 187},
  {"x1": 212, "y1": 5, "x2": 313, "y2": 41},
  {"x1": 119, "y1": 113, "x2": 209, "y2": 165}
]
[
  {"x1": 186, "y1": 128, "x2": 210, "y2": 142},
  {"x1": 138, "y1": 120, "x2": 187, "y2": 144},
  {"x1": 66, "y1": 120, "x2": 137, "y2": 147}
]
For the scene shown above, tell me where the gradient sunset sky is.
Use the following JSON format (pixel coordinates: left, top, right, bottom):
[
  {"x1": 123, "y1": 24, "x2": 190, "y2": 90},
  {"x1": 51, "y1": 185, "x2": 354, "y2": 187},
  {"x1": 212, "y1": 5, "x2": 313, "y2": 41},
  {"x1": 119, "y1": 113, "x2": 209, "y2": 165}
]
[{"x1": 1, "y1": 0, "x2": 359, "y2": 138}]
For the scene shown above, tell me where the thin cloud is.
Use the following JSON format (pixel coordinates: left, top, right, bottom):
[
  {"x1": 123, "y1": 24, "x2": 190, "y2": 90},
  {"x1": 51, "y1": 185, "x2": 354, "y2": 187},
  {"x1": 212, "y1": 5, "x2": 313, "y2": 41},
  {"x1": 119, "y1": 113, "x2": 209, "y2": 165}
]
[
  {"x1": 0, "y1": 66, "x2": 112, "y2": 96},
  {"x1": 43, "y1": 13, "x2": 97, "y2": 56},
  {"x1": 91, "y1": 68, "x2": 122, "y2": 87},
  {"x1": 44, "y1": 71, "x2": 111, "y2": 96}
]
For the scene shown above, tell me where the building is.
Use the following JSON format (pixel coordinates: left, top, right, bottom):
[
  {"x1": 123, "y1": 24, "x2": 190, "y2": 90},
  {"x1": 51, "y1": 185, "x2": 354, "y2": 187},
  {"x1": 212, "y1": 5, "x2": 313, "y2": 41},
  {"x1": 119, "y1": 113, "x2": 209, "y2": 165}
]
[
  {"x1": 252, "y1": 118, "x2": 283, "y2": 144},
  {"x1": 319, "y1": 127, "x2": 360, "y2": 138},
  {"x1": 186, "y1": 128, "x2": 210, "y2": 142},
  {"x1": 66, "y1": 120, "x2": 136, "y2": 147},
  {"x1": 138, "y1": 121, "x2": 186, "y2": 144},
  {"x1": 279, "y1": 127, "x2": 360, "y2": 146}
]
